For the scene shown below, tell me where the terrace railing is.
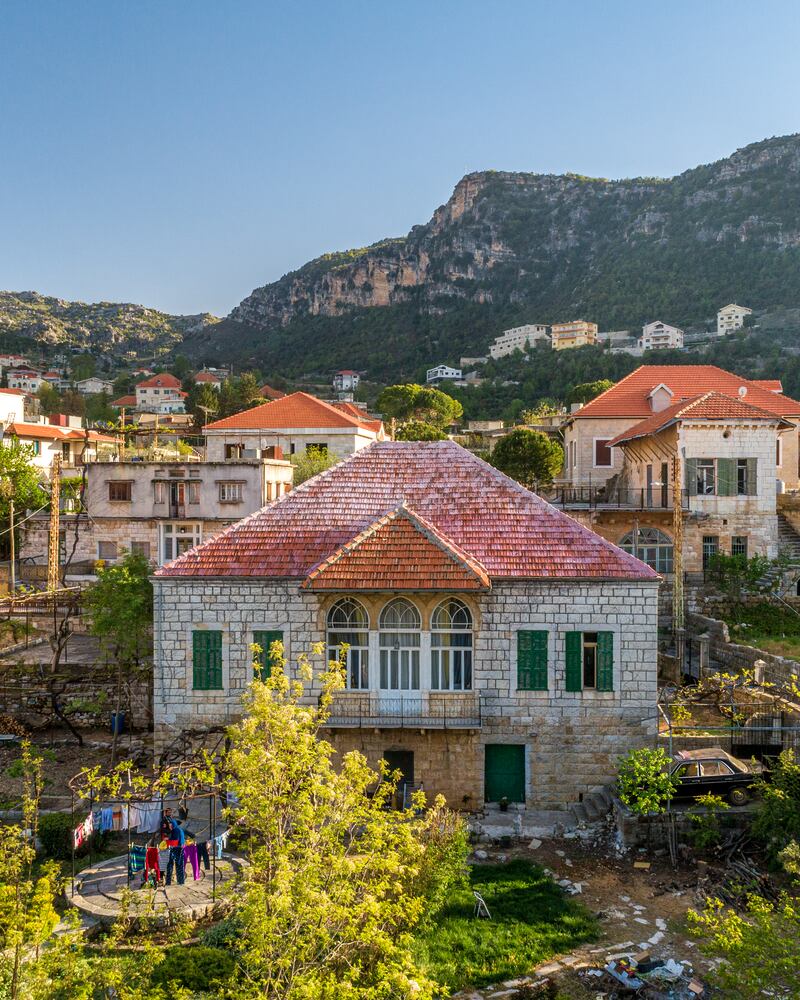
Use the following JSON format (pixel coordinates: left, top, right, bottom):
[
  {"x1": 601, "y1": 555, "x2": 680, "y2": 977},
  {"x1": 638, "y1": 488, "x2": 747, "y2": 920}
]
[
  {"x1": 321, "y1": 690, "x2": 482, "y2": 729},
  {"x1": 542, "y1": 485, "x2": 691, "y2": 511}
]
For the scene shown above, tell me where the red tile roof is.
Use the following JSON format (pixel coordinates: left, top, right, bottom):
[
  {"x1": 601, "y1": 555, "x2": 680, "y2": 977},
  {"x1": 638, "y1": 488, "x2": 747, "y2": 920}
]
[
  {"x1": 0, "y1": 388, "x2": 27, "y2": 396},
  {"x1": 303, "y1": 504, "x2": 491, "y2": 591},
  {"x1": 608, "y1": 391, "x2": 792, "y2": 446},
  {"x1": 260, "y1": 384, "x2": 286, "y2": 400},
  {"x1": 572, "y1": 366, "x2": 800, "y2": 420},
  {"x1": 156, "y1": 441, "x2": 657, "y2": 582},
  {"x1": 136, "y1": 373, "x2": 181, "y2": 389},
  {"x1": 194, "y1": 371, "x2": 221, "y2": 383},
  {"x1": 751, "y1": 379, "x2": 783, "y2": 392},
  {"x1": 203, "y1": 391, "x2": 383, "y2": 434},
  {"x1": 111, "y1": 395, "x2": 137, "y2": 407}
]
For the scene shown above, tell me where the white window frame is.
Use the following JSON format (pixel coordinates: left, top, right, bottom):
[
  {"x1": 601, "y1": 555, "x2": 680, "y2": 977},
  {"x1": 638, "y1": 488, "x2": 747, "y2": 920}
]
[
  {"x1": 159, "y1": 521, "x2": 202, "y2": 564},
  {"x1": 97, "y1": 540, "x2": 118, "y2": 561},
  {"x1": 592, "y1": 437, "x2": 613, "y2": 469},
  {"x1": 327, "y1": 598, "x2": 370, "y2": 690},
  {"x1": 218, "y1": 481, "x2": 244, "y2": 503},
  {"x1": 378, "y1": 598, "x2": 422, "y2": 692},
  {"x1": 430, "y1": 598, "x2": 474, "y2": 691}
]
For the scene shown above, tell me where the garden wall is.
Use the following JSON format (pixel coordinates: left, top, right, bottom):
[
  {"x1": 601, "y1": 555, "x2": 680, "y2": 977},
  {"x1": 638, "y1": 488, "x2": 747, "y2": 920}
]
[
  {"x1": 0, "y1": 661, "x2": 151, "y2": 731},
  {"x1": 687, "y1": 611, "x2": 799, "y2": 690}
]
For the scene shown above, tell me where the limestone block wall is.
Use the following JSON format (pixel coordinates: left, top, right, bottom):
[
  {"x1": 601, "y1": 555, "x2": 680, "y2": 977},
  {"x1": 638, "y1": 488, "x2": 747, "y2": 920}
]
[{"x1": 153, "y1": 578, "x2": 659, "y2": 810}]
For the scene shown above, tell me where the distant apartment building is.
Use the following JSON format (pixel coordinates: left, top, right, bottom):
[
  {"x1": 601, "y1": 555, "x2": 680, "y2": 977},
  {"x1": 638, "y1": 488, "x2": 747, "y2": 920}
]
[
  {"x1": 426, "y1": 365, "x2": 462, "y2": 384},
  {"x1": 75, "y1": 377, "x2": 114, "y2": 395},
  {"x1": 0, "y1": 354, "x2": 31, "y2": 372},
  {"x1": 135, "y1": 373, "x2": 186, "y2": 414},
  {"x1": 639, "y1": 321, "x2": 684, "y2": 351},
  {"x1": 717, "y1": 303, "x2": 752, "y2": 336},
  {"x1": 333, "y1": 370, "x2": 360, "y2": 394},
  {"x1": 7, "y1": 368, "x2": 43, "y2": 393},
  {"x1": 488, "y1": 324, "x2": 550, "y2": 359},
  {"x1": 551, "y1": 321, "x2": 598, "y2": 351},
  {"x1": 20, "y1": 455, "x2": 294, "y2": 569},
  {"x1": 203, "y1": 391, "x2": 385, "y2": 461}
]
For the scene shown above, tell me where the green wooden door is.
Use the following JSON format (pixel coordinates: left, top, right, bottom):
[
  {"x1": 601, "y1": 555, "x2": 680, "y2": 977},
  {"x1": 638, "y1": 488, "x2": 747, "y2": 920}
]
[{"x1": 484, "y1": 744, "x2": 525, "y2": 804}]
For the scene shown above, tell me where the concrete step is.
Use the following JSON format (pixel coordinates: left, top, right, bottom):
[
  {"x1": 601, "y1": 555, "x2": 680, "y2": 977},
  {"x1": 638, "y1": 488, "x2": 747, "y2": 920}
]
[{"x1": 568, "y1": 802, "x2": 589, "y2": 826}]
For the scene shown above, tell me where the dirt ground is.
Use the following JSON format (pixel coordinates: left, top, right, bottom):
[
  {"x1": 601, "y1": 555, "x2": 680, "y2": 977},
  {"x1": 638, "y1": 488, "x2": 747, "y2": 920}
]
[{"x1": 0, "y1": 728, "x2": 153, "y2": 808}]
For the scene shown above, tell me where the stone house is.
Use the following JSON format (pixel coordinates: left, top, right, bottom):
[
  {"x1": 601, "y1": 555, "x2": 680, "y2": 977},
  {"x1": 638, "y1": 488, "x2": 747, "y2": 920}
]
[
  {"x1": 717, "y1": 303, "x2": 752, "y2": 337},
  {"x1": 6, "y1": 419, "x2": 118, "y2": 477},
  {"x1": 557, "y1": 366, "x2": 800, "y2": 576},
  {"x1": 20, "y1": 455, "x2": 293, "y2": 568},
  {"x1": 203, "y1": 391, "x2": 385, "y2": 462},
  {"x1": 152, "y1": 441, "x2": 659, "y2": 812},
  {"x1": 639, "y1": 321, "x2": 683, "y2": 351}
]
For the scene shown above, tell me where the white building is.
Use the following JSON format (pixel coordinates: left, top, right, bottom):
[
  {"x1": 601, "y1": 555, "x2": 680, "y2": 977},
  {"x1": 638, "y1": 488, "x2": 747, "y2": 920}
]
[
  {"x1": 333, "y1": 370, "x2": 360, "y2": 394},
  {"x1": 0, "y1": 389, "x2": 27, "y2": 427},
  {"x1": 135, "y1": 373, "x2": 186, "y2": 413},
  {"x1": 426, "y1": 365, "x2": 462, "y2": 385},
  {"x1": 7, "y1": 368, "x2": 43, "y2": 393},
  {"x1": 717, "y1": 303, "x2": 752, "y2": 337},
  {"x1": 75, "y1": 377, "x2": 114, "y2": 396},
  {"x1": 639, "y1": 321, "x2": 684, "y2": 351},
  {"x1": 489, "y1": 324, "x2": 550, "y2": 359}
]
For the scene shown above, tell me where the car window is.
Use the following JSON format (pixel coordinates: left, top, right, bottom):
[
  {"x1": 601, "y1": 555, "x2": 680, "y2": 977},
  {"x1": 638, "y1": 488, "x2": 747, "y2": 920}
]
[
  {"x1": 675, "y1": 763, "x2": 700, "y2": 778},
  {"x1": 701, "y1": 761, "x2": 734, "y2": 776}
]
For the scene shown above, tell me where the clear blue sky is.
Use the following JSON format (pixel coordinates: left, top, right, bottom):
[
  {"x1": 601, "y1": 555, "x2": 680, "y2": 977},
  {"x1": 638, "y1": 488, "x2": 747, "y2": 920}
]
[{"x1": 1, "y1": 1, "x2": 798, "y2": 316}]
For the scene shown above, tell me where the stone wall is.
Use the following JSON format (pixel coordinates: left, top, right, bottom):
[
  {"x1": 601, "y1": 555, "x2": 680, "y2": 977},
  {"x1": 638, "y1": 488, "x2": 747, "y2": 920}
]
[
  {"x1": 153, "y1": 577, "x2": 660, "y2": 811},
  {"x1": 0, "y1": 661, "x2": 151, "y2": 729},
  {"x1": 688, "y1": 610, "x2": 799, "y2": 689}
]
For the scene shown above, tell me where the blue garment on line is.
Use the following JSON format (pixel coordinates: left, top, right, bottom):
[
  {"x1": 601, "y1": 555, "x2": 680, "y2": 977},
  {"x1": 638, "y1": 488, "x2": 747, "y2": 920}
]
[
  {"x1": 128, "y1": 845, "x2": 146, "y2": 877},
  {"x1": 100, "y1": 807, "x2": 114, "y2": 832}
]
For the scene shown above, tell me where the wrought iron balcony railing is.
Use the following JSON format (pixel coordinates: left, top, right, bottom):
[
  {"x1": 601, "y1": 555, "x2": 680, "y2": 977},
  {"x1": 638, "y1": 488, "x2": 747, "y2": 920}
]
[{"x1": 321, "y1": 691, "x2": 482, "y2": 729}]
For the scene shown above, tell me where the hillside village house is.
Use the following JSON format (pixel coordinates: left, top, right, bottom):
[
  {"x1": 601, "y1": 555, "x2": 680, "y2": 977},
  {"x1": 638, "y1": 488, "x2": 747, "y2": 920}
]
[
  {"x1": 7, "y1": 368, "x2": 43, "y2": 393},
  {"x1": 558, "y1": 366, "x2": 800, "y2": 574},
  {"x1": 20, "y1": 453, "x2": 293, "y2": 569},
  {"x1": 489, "y1": 324, "x2": 550, "y2": 359},
  {"x1": 333, "y1": 370, "x2": 360, "y2": 393},
  {"x1": 639, "y1": 321, "x2": 683, "y2": 351},
  {"x1": 193, "y1": 370, "x2": 223, "y2": 389},
  {"x1": 4, "y1": 413, "x2": 118, "y2": 477},
  {"x1": 75, "y1": 376, "x2": 114, "y2": 395},
  {"x1": 717, "y1": 303, "x2": 752, "y2": 337},
  {"x1": 152, "y1": 441, "x2": 658, "y2": 812},
  {"x1": 551, "y1": 320, "x2": 598, "y2": 351},
  {"x1": 203, "y1": 392, "x2": 385, "y2": 461},
  {"x1": 426, "y1": 365, "x2": 462, "y2": 385},
  {"x1": 134, "y1": 373, "x2": 186, "y2": 413}
]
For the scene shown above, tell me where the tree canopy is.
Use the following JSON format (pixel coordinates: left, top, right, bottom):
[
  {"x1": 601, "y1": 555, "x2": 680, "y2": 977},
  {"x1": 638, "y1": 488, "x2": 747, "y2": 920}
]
[
  {"x1": 489, "y1": 429, "x2": 564, "y2": 487},
  {"x1": 0, "y1": 439, "x2": 42, "y2": 520},
  {"x1": 567, "y1": 379, "x2": 615, "y2": 405},
  {"x1": 291, "y1": 447, "x2": 337, "y2": 485},
  {"x1": 377, "y1": 384, "x2": 463, "y2": 433},
  {"x1": 394, "y1": 420, "x2": 448, "y2": 441}
]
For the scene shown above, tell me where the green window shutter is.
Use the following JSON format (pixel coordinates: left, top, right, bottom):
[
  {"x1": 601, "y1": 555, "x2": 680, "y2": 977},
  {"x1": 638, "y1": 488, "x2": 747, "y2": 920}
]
[
  {"x1": 193, "y1": 630, "x2": 223, "y2": 690},
  {"x1": 746, "y1": 457, "x2": 758, "y2": 496},
  {"x1": 253, "y1": 630, "x2": 283, "y2": 680},
  {"x1": 597, "y1": 632, "x2": 614, "y2": 691},
  {"x1": 685, "y1": 457, "x2": 697, "y2": 496},
  {"x1": 517, "y1": 630, "x2": 548, "y2": 690},
  {"x1": 717, "y1": 458, "x2": 735, "y2": 497},
  {"x1": 565, "y1": 632, "x2": 582, "y2": 692}
]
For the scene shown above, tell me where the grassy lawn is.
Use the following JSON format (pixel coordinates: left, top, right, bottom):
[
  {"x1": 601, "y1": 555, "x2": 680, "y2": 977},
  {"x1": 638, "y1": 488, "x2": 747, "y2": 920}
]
[
  {"x1": 415, "y1": 860, "x2": 598, "y2": 992},
  {"x1": 724, "y1": 602, "x2": 800, "y2": 661}
]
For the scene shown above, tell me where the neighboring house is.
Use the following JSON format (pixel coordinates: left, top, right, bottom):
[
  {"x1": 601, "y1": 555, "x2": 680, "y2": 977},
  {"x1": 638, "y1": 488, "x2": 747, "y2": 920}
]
[
  {"x1": 20, "y1": 455, "x2": 294, "y2": 569},
  {"x1": 333, "y1": 370, "x2": 360, "y2": 393},
  {"x1": 203, "y1": 391, "x2": 385, "y2": 461},
  {"x1": 110, "y1": 394, "x2": 137, "y2": 411},
  {"x1": 0, "y1": 388, "x2": 27, "y2": 427},
  {"x1": 5, "y1": 421, "x2": 118, "y2": 475},
  {"x1": 489, "y1": 324, "x2": 550, "y2": 359},
  {"x1": 75, "y1": 377, "x2": 114, "y2": 395},
  {"x1": 260, "y1": 384, "x2": 286, "y2": 401},
  {"x1": 717, "y1": 303, "x2": 752, "y2": 337},
  {"x1": 557, "y1": 366, "x2": 800, "y2": 575},
  {"x1": 41, "y1": 370, "x2": 70, "y2": 390},
  {"x1": 0, "y1": 354, "x2": 31, "y2": 372},
  {"x1": 135, "y1": 373, "x2": 185, "y2": 412},
  {"x1": 194, "y1": 371, "x2": 223, "y2": 389},
  {"x1": 551, "y1": 321, "x2": 598, "y2": 351},
  {"x1": 639, "y1": 321, "x2": 684, "y2": 351},
  {"x1": 426, "y1": 365, "x2": 462, "y2": 384},
  {"x1": 151, "y1": 440, "x2": 659, "y2": 811},
  {"x1": 7, "y1": 368, "x2": 43, "y2": 392}
]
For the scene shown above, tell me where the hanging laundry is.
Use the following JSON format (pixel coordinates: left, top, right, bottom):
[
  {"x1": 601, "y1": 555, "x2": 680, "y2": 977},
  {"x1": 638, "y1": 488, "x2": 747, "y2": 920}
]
[
  {"x1": 100, "y1": 807, "x2": 114, "y2": 833},
  {"x1": 82, "y1": 812, "x2": 94, "y2": 842},
  {"x1": 73, "y1": 823, "x2": 83, "y2": 850},
  {"x1": 197, "y1": 840, "x2": 210, "y2": 871},
  {"x1": 140, "y1": 802, "x2": 163, "y2": 833},
  {"x1": 128, "y1": 845, "x2": 147, "y2": 877},
  {"x1": 144, "y1": 846, "x2": 161, "y2": 884},
  {"x1": 213, "y1": 829, "x2": 230, "y2": 858},
  {"x1": 183, "y1": 843, "x2": 201, "y2": 881},
  {"x1": 127, "y1": 804, "x2": 143, "y2": 831}
]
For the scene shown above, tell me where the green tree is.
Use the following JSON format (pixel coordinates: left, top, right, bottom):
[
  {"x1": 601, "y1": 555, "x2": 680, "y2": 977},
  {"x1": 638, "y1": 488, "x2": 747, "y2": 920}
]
[
  {"x1": 59, "y1": 389, "x2": 86, "y2": 417},
  {"x1": 83, "y1": 551, "x2": 153, "y2": 763},
  {"x1": 377, "y1": 384, "x2": 463, "y2": 431},
  {"x1": 171, "y1": 353, "x2": 192, "y2": 379},
  {"x1": 519, "y1": 399, "x2": 562, "y2": 423},
  {"x1": 68, "y1": 353, "x2": 96, "y2": 381},
  {"x1": 752, "y1": 749, "x2": 800, "y2": 862},
  {"x1": 187, "y1": 381, "x2": 220, "y2": 425},
  {"x1": 291, "y1": 447, "x2": 336, "y2": 485},
  {"x1": 616, "y1": 747, "x2": 678, "y2": 816},
  {"x1": 36, "y1": 382, "x2": 61, "y2": 415},
  {"x1": 395, "y1": 420, "x2": 448, "y2": 441},
  {"x1": 192, "y1": 645, "x2": 467, "y2": 998},
  {"x1": 490, "y1": 429, "x2": 564, "y2": 487},
  {"x1": 567, "y1": 379, "x2": 615, "y2": 406},
  {"x1": 84, "y1": 390, "x2": 114, "y2": 423},
  {"x1": 0, "y1": 439, "x2": 42, "y2": 521},
  {"x1": 238, "y1": 371, "x2": 263, "y2": 407}
]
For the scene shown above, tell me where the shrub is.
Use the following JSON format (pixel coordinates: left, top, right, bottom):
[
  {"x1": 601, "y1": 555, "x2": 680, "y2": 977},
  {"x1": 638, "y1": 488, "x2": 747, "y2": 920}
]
[
  {"x1": 200, "y1": 914, "x2": 244, "y2": 950},
  {"x1": 752, "y1": 749, "x2": 800, "y2": 861},
  {"x1": 617, "y1": 747, "x2": 678, "y2": 816},
  {"x1": 38, "y1": 812, "x2": 73, "y2": 860},
  {"x1": 688, "y1": 793, "x2": 730, "y2": 852},
  {"x1": 151, "y1": 946, "x2": 235, "y2": 991}
]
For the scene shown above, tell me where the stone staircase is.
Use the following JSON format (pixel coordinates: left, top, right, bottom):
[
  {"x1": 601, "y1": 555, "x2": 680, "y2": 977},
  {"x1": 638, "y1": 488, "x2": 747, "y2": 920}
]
[
  {"x1": 778, "y1": 513, "x2": 800, "y2": 562},
  {"x1": 753, "y1": 514, "x2": 800, "y2": 592},
  {"x1": 567, "y1": 783, "x2": 615, "y2": 827}
]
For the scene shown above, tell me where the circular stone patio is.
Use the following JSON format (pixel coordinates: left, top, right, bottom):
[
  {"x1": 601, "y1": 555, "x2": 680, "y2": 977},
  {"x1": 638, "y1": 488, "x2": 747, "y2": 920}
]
[{"x1": 69, "y1": 853, "x2": 243, "y2": 923}]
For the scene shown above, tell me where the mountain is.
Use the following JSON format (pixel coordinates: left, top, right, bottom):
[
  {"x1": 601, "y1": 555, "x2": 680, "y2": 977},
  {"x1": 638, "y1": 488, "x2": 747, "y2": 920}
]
[
  {"x1": 0, "y1": 291, "x2": 219, "y2": 357},
  {"x1": 188, "y1": 134, "x2": 800, "y2": 379}
]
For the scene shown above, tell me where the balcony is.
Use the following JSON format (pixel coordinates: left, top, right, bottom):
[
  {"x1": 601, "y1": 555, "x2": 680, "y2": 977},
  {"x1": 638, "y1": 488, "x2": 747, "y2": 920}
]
[
  {"x1": 321, "y1": 691, "x2": 482, "y2": 729},
  {"x1": 543, "y1": 485, "x2": 690, "y2": 512}
]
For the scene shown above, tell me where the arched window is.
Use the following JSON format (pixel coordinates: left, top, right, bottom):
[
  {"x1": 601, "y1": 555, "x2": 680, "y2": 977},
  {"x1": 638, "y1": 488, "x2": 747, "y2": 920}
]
[
  {"x1": 327, "y1": 598, "x2": 370, "y2": 689},
  {"x1": 619, "y1": 527, "x2": 674, "y2": 573},
  {"x1": 379, "y1": 599, "x2": 421, "y2": 691},
  {"x1": 431, "y1": 599, "x2": 473, "y2": 691}
]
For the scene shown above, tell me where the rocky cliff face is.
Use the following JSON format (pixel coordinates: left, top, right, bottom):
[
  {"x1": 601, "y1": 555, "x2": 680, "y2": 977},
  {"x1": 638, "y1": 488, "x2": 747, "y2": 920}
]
[{"x1": 227, "y1": 135, "x2": 800, "y2": 352}]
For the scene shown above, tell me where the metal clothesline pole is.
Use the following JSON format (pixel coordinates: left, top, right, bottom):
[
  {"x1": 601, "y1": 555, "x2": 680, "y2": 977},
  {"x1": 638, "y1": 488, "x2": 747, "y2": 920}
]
[
  {"x1": 70, "y1": 789, "x2": 75, "y2": 897},
  {"x1": 212, "y1": 793, "x2": 217, "y2": 903}
]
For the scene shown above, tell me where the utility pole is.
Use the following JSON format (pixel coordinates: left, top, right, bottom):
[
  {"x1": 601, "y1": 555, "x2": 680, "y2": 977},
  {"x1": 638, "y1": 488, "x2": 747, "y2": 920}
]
[
  {"x1": 672, "y1": 455, "x2": 685, "y2": 668},
  {"x1": 47, "y1": 454, "x2": 62, "y2": 592},
  {"x1": 9, "y1": 500, "x2": 14, "y2": 596}
]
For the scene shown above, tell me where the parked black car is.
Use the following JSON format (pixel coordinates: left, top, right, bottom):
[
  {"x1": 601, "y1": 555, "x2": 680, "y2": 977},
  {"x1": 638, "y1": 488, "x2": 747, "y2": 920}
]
[{"x1": 670, "y1": 748, "x2": 763, "y2": 806}]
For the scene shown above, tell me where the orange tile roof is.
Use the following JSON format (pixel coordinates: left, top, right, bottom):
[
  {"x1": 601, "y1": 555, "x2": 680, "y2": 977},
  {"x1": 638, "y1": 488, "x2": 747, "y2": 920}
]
[
  {"x1": 259, "y1": 384, "x2": 286, "y2": 400},
  {"x1": 0, "y1": 388, "x2": 27, "y2": 396},
  {"x1": 194, "y1": 371, "x2": 221, "y2": 383},
  {"x1": 136, "y1": 373, "x2": 181, "y2": 389},
  {"x1": 111, "y1": 395, "x2": 137, "y2": 407},
  {"x1": 751, "y1": 379, "x2": 783, "y2": 392},
  {"x1": 303, "y1": 504, "x2": 491, "y2": 591},
  {"x1": 608, "y1": 391, "x2": 793, "y2": 447},
  {"x1": 156, "y1": 441, "x2": 657, "y2": 582},
  {"x1": 9, "y1": 422, "x2": 70, "y2": 440},
  {"x1": 203, "y1": 391, "x2": 382, "y2": 434},
  {"x1": 572, "y1": 366, "x2": 800, "y2": 420}
]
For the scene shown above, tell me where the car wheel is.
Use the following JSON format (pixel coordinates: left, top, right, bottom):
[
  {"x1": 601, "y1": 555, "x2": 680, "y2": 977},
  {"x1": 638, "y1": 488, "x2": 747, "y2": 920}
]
[{"x1": 728, "y1": 787, "x2": 749, "y2": 807}]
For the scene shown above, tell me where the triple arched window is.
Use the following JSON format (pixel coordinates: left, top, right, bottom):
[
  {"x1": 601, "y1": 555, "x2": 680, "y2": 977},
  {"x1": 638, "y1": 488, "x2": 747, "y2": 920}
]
[{"x1": 326, "y1": 597, "x2": 473, "y2": 691}]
